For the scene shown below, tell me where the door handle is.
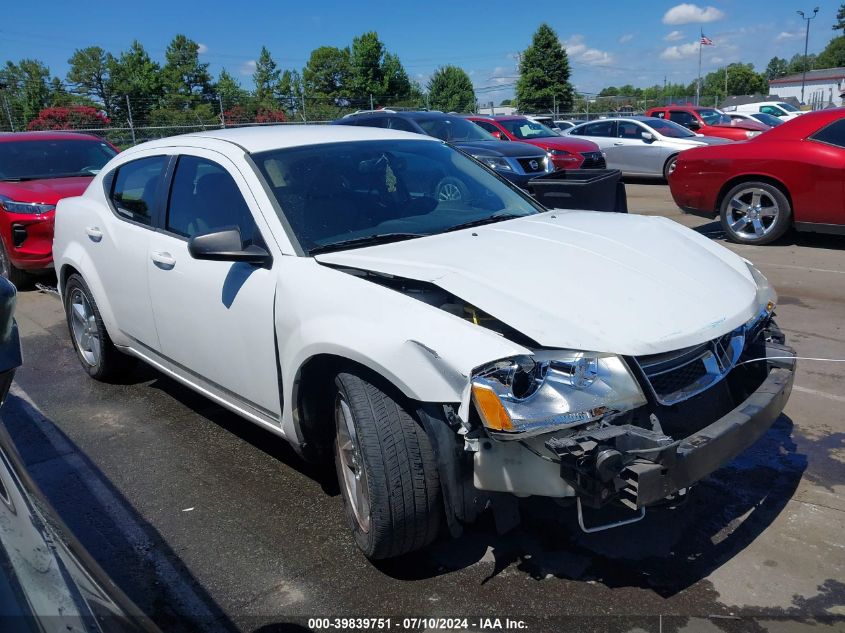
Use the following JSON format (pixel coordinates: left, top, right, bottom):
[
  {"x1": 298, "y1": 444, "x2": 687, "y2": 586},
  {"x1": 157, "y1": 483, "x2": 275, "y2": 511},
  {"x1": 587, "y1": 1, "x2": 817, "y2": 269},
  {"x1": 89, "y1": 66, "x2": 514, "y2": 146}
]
[
  {"x1": 151, "y1": 251, "x2": 176, "y2": 270},
  {"x1": 85, "y1": 226, "x2": 103, "y2": 242},
  {"x1": 613, "y1": 142, "x2": 625, "y2": 146}
]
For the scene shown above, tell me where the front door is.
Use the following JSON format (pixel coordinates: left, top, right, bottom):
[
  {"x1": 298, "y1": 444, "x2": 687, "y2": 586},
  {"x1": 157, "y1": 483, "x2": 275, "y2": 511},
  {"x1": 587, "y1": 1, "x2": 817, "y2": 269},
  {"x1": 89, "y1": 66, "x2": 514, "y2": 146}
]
[{"x1": 147, "y1": 150, "x2": 281, "y2": 421}]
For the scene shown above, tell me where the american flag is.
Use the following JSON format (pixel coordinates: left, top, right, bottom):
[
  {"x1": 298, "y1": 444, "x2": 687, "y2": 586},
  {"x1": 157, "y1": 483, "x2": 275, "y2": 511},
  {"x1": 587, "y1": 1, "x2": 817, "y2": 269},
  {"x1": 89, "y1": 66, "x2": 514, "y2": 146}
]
[{"x1": 700, "y1": 34, "x2": 714, "y2": 46}]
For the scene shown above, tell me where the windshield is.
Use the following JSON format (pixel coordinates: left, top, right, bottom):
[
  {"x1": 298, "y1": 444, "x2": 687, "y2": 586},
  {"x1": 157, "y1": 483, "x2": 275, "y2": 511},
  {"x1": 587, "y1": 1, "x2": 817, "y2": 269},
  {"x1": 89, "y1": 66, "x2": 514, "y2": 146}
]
[
  {"x1": 497, "y1": 119, "x2": 557, "y2": 139},
  {"x1": 417, "y1": 117, "x2": 495, "y2": 142},
  {"x1": 777, "y1": 102, "x2": 798, "y2": 112},
  {"x1": 751, "y1": 112, "x2": 784, "y2": 127},
  {"x1": 644, "y1": 118, "x2": 696, "y2": 138},
  {"x1": 0, "y1": 139, "x2": 117, "y2": 181},
  {"x1": 698, "y1": 109, "x2": 731, "y2": 125},
  {"x1": 252, "y1": 139, "x2": 543, "y2": 255}
]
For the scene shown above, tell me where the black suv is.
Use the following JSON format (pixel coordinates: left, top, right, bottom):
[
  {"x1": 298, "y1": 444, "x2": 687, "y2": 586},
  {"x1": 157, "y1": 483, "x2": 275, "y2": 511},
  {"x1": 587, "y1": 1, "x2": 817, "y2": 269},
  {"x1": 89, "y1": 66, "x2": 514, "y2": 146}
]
[{"x1": 334, "y1": 111, "x2": 553, "y2": 189}]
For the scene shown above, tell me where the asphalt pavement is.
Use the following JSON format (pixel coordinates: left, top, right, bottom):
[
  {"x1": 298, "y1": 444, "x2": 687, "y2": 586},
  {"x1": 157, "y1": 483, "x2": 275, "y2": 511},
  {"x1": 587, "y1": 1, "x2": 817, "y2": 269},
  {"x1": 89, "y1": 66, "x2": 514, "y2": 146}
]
[{"x1": 3, "y1": 183, "x2": 844, "y2": 633}]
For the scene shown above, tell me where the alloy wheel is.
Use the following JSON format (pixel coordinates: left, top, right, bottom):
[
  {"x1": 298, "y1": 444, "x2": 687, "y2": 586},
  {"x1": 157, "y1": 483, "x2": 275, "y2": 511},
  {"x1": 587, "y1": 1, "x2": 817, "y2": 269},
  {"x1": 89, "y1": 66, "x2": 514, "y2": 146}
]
[
  {"x1": 726, "y1": 187, "x2": 779, "y2": 239},
  {"x1": 437, "y1": 182, "x2": 463, "y2": 202},
  {"x1": 335, "y1": 394, "x2": 371, "y2": 533},
  {"x1": 69, "y1": 288, "x2": 101, "y2": 367}
]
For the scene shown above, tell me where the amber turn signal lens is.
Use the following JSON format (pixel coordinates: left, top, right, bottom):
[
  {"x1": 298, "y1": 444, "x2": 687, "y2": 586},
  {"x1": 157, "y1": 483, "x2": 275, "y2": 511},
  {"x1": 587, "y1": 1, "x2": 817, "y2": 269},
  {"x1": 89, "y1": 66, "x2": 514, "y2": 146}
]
[{"x1": 471, "y1": 384, "x2": 514, "y2": 432}]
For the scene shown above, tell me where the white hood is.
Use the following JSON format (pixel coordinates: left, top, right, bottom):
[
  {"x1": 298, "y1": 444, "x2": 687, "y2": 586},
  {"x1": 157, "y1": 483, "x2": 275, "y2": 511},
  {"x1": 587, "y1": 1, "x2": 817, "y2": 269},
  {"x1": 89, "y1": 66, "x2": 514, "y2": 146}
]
[{"x1": 315, "y1": 212, "x2": 759, "y2": 356}]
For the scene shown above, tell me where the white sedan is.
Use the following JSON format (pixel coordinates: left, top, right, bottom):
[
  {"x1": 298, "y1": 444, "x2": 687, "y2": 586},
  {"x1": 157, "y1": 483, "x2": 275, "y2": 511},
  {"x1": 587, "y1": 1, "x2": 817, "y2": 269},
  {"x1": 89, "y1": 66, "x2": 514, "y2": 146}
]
[{"x1": 54, "y1": 125, "x2": 795, "y2": 559}]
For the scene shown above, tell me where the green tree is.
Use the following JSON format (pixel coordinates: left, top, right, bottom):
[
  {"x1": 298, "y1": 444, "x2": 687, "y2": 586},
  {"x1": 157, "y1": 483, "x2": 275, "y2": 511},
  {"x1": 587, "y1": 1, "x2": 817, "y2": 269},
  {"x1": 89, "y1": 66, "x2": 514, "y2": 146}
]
[
  {"x1": 216, "y1": 69, "x2": 249, "y2": 111},
  {"x1": 499, "y1": 98, "x2": 512, "y2": 106},
  {"x1": 67, "y1": 46, "x2": 117, "y2": 116},
  {"x1": 349, "y1": 32, "x2": 385, "y2": 101},
  {"x1": 253, "y1": 46, "x2": 281, "y2": 110},
  {"x1": 426, "y1": 65, "x2": 475, "y2": 112},
  {"x1": 109, "y1": 41, "x2": 162, "y2": 123},
  {"x1": 703, "y1": 63, "x2": 767, "y2": 100},
  {"x1": 160, "y1": 34, "x2": 212, "y2": 110},
  {"x1": 278, "y1": 69, "x2": 303, "y2": 116},
  {"x1": 381, "y1": 52, "x2": 413, "y2": 103},
  {"x1": 0, "y1": 59, "x2": 51, "y2": 126},
  {"x1": 817, "y1": 37, "x2": 845, "y2": 69},
  {"x1": 515, "y1": 23, "x2": 573, "y2": 112},
  {"x1": 302, "y1": 46, "x2": 351, "y2": 117},
  {"x1": 787, "y1": 52, "x2": 816, "y2": 74},
  {"x1": 765, "y1": 56, "x2": 789, "y2": 80},
  {"x1": 834, "y1": 4, "x2": 845, "y2": 36}
]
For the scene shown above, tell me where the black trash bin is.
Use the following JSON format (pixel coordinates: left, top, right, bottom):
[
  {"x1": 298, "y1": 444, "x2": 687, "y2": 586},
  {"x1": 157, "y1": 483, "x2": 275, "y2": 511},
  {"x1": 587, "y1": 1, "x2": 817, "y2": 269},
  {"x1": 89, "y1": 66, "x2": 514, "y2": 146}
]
[{"x1": 526, "y1": 169, "x2": 628, "y2": 213}]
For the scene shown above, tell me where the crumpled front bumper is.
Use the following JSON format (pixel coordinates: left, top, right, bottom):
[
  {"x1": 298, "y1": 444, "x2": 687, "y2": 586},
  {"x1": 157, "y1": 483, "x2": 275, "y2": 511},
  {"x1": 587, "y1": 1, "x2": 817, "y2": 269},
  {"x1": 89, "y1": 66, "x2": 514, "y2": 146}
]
[{"x1": 545, "y1": 342, "x2": 796, "y2": 509}]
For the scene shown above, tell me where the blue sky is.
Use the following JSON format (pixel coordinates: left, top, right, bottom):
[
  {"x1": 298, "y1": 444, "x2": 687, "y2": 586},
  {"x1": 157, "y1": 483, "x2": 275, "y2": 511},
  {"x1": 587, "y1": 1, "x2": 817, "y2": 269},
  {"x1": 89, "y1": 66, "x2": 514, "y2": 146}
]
[{"x1": 1, "y1": 0, "x2": 836, "y2": 102}]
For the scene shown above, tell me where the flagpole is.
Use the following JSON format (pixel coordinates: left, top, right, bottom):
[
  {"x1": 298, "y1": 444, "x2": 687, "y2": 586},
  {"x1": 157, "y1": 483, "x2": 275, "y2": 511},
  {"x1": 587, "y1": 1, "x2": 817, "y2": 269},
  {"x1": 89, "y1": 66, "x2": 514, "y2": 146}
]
[{"x1": 696, "y1": 28, "x2": 702, "y2": 106}]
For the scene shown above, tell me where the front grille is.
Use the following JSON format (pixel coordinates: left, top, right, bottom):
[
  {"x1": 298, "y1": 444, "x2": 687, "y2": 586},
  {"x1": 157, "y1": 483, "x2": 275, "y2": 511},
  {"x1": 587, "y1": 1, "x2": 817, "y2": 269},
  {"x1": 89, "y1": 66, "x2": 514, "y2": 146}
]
[
  {"x1": 635, "y1": 328, "x2": 745, "y2": 405},
  {"x1": 516, "y1": 157, "x2": 545, "y2": 173},
  {"x1": 580, "y1": 151, "x2": 606, "y2": 169}
]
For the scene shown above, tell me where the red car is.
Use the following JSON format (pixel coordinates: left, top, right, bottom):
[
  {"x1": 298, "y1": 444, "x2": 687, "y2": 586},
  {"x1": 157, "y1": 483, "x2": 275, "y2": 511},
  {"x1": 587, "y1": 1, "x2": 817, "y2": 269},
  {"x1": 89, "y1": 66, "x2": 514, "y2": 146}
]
[
  {"x1": 466, "y1": 115, "x2": 605, "y2": 170},
  {"x1": 646, "y1": 105, "x2": 768, "y2": 142},
  {"x1": 0, "y1": 132, "x2": 117, "y2": 285},
  {"x1": 669, "y1": 108, "x2": 845, "y2": 245}
]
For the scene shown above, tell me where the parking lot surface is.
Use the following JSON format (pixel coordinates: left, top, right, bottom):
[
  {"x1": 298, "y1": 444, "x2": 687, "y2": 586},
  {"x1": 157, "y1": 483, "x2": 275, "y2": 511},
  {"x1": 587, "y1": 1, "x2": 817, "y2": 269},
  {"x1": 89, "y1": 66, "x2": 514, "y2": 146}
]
[{"x1": 4, "y1": 183, "x2": 844, "y2": 632}]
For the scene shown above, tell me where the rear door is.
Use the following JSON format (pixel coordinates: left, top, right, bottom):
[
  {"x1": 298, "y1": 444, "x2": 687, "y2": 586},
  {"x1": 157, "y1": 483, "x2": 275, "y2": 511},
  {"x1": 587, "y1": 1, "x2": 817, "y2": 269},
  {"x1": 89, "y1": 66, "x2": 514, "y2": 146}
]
[
  {"x1": 97, "y1": 153, "x2": 170, "y2": 349},
  {"x1": 611, "y1": 120, "x2": 664, "y2": 175},
  {"x1": 146, "y1": 149, "x2": 281, "y2": 421}
]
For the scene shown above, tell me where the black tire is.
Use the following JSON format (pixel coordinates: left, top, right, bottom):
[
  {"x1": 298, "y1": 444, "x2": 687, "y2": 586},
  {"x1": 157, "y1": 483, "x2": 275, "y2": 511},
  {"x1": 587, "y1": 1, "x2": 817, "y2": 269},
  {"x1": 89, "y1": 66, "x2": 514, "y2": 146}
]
[
  {"x1": 663, "y1": 155, "x2": 678, "y2": 181},
  {"x1": 63, "y1": 273, "x2": 134, "y2": 381},
  {"x1": 435, "y1": 177, "x2": 469, "y2": 203},
  {"x1": 333, "y1": 370, "x2": 442, "y2": 559},
  {"x1": 719, "y1": 181, "x2": 791, "y2": 245},
  {"x1": 0, "y1": 239, "x2": 32, "y2": 289}
]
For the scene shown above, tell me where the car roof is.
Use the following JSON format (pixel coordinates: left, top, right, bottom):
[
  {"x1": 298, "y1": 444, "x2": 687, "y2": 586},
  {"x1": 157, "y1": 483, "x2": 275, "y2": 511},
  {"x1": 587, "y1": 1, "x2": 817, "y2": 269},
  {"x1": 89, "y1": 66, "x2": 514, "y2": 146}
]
[
  {"x1": 0, "y1": 131, "x2": 107, "y2": 143},
  {"x1": 573, "y1": 116, "x2": 662, "y2": 124},
  {"x1": 754, "y1": 107, "x2": 845, "y2": 140},
  {"x1": 126, "y1": 124, "x2": 437, "y2": 154},
  {"x1": 345, "y1": 110, "x2": 459, "y2": 121}
]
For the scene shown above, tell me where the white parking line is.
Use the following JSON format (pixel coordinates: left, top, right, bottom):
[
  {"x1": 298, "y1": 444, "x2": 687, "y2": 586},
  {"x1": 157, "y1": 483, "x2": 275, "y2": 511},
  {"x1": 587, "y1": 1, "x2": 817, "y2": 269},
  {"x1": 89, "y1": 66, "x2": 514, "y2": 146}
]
[
  {"x1": 751, "y1": 262, "x2": 845, "y2": 275},
  {"x1": 8, "y1": 383, "x2": 221, "y2": 629},
  {"x1": 792, "y1": 384, "x2": 845, "y2": 403}
]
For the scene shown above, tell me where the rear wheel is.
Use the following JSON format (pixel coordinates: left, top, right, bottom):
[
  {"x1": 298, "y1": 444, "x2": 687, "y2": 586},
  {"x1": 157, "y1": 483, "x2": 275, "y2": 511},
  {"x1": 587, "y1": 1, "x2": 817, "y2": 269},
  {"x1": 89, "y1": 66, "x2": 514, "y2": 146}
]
[
  {"x1": 719, "y1": 181, "x2": 791, "y2": 245},
  {"x1": 663, "y1": 155, "x2": 678, "y2": 181},
  {"x1": 64, "y1": 273, "x2": 134, "y2": 381},
  {"x1": 333, "y1": 370, "x2": 442, "y2": 559}
]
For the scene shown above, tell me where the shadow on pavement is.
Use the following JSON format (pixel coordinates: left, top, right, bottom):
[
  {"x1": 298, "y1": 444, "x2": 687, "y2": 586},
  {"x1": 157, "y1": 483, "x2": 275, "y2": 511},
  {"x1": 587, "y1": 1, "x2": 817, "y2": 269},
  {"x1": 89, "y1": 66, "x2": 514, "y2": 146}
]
[
  {"x1": 376, "y1": 415, "x2": 806, "y2": 601},
  {"x1": 1, "y1": 393, "x2": 238, "y2": 633},
  {"x1": 692, "y1": 221, "x2": 845, "y2": 251}
]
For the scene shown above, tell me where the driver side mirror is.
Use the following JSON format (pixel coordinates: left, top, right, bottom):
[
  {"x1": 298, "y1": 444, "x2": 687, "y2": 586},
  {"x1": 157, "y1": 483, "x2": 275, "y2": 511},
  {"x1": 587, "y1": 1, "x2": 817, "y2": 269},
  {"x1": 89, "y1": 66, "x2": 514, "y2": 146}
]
[
  {"x1": 687, "y1": 120, "x2": 701, "y2": 130},
  {"x1": 493, "y1": 131, "x2": 507, "y2": 140},
  {"x1": 641, "y1": 132, "x2": 655, "y2": 142},
  {"x1": 188, "y1": 228, "x2": 272, "y2": 266}
]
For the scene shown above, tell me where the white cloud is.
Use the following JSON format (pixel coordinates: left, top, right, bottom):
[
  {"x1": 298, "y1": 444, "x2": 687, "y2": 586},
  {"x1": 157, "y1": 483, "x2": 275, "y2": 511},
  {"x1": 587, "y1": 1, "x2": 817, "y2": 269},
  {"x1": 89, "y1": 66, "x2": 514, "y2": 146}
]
[
  {"x1": 660, "y1": 41, "x2": 701, "y2": 60},
  {"x1": 710, "y1": 56, "x2": 724, "y2": 64},
  {"x1": 665, "y1": 30, "x2": 684, "y2": 41},
  {"x1": 619, "y1": 34, "x2": 634, "y2": 44},
  {"x1": 239, "y1": 59, "x2": 257, "y2": 76},
  {"x1": 776, "y1": 30, "x2": 802, "y2": 40},
  {"x1": 563, "y1": 34, "x2": 614, "y2": 66},
  {"x1": 197, "y1": 43, "x2": 208, "y2": 54},
  {"x1": 663, "y1": 3, "x2": 725, "y2": 25}
]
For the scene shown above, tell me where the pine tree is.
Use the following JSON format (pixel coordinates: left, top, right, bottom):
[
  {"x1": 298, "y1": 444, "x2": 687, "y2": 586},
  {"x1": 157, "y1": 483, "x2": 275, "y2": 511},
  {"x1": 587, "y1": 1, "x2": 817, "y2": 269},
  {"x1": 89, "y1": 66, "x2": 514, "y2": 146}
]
[{"x1": 516, "y1": 24, "x2": 573, "y2": 112}]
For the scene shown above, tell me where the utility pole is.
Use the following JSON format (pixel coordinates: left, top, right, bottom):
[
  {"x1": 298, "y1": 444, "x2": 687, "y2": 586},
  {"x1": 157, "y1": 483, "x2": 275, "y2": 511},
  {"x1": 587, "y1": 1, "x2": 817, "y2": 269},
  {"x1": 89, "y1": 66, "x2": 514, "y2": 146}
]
[
  {"x1": 0, "y1": 88, "x2": 14, "y2": 132},
  {"x1": 370, "y1": 94, "x2": 374, "y2": 110},
  {"x1": 218, "y1": 94, "x2": 226, "y2": 128},
  {"x1": 696, "y1": 29, "x2": 703, "y2": 106},
  {"x1": 125, "y1": 95, "x2": 136, "y2": 145},
  {"x1": 797, "y1": 7, "x2": 819, "y2": 105},
  {"x1": 724, "y1": 65, "x2": 728, "y2": 99},
  {"x1": 663, "y1": 76, "x2": 667, "y2": 106}
]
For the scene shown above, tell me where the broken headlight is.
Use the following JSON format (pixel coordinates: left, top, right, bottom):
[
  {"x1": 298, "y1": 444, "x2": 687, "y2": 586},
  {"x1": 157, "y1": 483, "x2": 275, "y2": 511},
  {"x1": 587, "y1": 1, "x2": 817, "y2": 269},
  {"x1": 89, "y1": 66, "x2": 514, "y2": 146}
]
[{"x1": 471, "y1": 352, "x2": 646, "y2": 439}]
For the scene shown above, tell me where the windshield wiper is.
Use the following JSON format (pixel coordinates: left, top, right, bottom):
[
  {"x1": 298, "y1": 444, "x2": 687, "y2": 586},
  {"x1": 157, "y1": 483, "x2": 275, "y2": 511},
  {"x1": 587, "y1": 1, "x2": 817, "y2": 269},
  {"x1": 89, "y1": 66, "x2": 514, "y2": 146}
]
[
  {"x1": 444, "y1": 212, "x2": 523, "y2": 233},
  {"x1": 309, "y1": 232, "x2": 425, "y2": 255}
]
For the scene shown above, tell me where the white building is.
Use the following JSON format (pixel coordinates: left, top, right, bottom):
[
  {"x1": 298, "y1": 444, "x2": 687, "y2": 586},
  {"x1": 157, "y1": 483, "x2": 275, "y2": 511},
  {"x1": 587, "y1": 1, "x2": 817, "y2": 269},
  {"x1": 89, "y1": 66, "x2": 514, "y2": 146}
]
[{"x1": 768, "y1": 67, "x2": 845, "y2": 109}]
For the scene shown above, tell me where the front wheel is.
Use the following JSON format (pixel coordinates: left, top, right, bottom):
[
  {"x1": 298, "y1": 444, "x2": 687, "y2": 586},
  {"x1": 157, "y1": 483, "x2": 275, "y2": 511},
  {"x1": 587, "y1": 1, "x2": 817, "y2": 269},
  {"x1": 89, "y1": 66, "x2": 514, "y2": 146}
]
[
  {"x1": 333, "y1": 371, "x2": 442, "y2": 559},
  {"x1": 64, "y1": 274, "x2": 134, "y2": 381},
  {"x1": 719, "y1": 181, "x2": 791, "y2": 245},
  {"x1": 663, "y1": 155, "x2": 678, "y2": 181},
  {"x1": 435, "y1": 177, "x2": 469, "y2": 203}
]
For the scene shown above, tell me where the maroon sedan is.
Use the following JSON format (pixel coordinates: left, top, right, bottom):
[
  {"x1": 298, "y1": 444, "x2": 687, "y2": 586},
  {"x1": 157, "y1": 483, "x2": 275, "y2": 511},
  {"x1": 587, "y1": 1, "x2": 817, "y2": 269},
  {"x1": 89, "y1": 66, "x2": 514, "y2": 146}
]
[
  {"x1": 0, "y1": 132, "x2": 117, "y2": 285},
  {"x1": 669, "y1": 108, "x2": 845, "y2": 245},
  {"x1": 466, "y1": 115, "x2": 605, "y2": 170}
]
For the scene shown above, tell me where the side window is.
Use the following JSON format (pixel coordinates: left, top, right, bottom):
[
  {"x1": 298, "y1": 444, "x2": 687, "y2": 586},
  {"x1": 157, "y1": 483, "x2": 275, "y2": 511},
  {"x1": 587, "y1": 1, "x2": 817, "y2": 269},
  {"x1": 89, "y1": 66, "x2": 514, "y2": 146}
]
[
  {"x1": 617, "y1": 121, "x2": 644, "y2": 139},
  {"x1": 473, "y1": 120, "x2": 500, "y2": 134},
  {"x1": 388, "y1": 118, "x2": 415, "y2": 132},
  {"x1": 357, "y1": 116, "x2": 389, "y2": 129},
  {"x1": 669, "y1": 111, "x2": 695, "y2": 127},
  {"x1": 760, "y1": 105, "x2": 780, "y2": 116},
  {"x1": 110, "y1": 156, "x2": 168, "y2": 225},
  {"x1": 810, "y1": 119, "x2": 845, "y2": 148},
  {"x1": 582, "y1": 121, "x2": 616, "y2": 137},
  {"x1": 653, "y1": 111, "x2": 666, "y2": 119},
  {"x1": 166, "y1": 156, "x2": 258, "y2": 243}
]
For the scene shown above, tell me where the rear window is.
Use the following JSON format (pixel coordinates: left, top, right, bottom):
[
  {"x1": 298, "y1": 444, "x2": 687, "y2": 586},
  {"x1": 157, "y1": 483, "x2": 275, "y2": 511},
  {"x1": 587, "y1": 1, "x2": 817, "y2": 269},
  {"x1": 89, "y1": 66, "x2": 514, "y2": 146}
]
[
  {"x1": 0, "y1": 139, "x2": 116, "y2": 181},
  {"x1": 810, "y1": 119, "x2": 845, "y2": 149}
]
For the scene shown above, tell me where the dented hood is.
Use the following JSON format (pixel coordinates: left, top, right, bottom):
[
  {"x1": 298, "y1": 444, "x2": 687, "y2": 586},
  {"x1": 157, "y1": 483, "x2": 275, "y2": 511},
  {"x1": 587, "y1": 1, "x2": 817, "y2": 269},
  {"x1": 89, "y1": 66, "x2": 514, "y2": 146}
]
[{"x1": 315, "y1": 212, "x2": 760, "y2": 356}]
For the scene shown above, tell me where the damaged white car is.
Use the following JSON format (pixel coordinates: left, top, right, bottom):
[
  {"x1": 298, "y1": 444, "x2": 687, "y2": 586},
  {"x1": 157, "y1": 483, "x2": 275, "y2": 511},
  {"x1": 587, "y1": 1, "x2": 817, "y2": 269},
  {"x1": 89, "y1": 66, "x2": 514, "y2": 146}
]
[{"x1": 53, "y1": 125, "x2": 796, "y2": 559}]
